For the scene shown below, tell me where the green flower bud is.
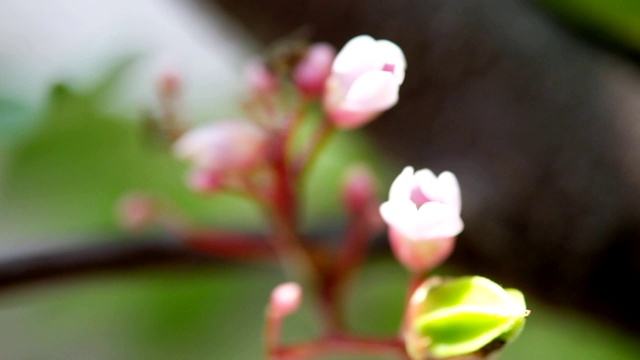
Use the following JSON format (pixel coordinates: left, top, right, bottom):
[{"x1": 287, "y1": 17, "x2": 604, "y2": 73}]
[{"x1": 404, "y1": 276, "x2": 529, "y2": 359}]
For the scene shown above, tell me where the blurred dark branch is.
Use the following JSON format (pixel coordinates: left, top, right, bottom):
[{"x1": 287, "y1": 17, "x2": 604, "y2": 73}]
[{"x1": 0, "y1": 231, "x2": 275, "y2": 293}]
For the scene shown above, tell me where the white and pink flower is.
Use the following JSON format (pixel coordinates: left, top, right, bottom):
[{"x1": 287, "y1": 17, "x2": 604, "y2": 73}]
[
  {"x1": 324, "y1": 35, "x2": 406, "y2": 129},
  {"x1": 173, "y1": 120, "x2": 269, "y2": 173},
  {"x1": 379, "y1": 167, "x2": 463, "y2": 273}
]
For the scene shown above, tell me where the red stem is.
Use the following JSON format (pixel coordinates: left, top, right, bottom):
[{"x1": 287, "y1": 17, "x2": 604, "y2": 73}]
[
  {"x1": 294, "y1": 120, "x2": 335, "y2": 178},
  {"x1": 184, "y1": 230, "x2": 275, "y2": 261},
  {"x1": 265, "y1": 312, "x2": 285, "y2": 353},
  {"x1": 318, "y1": 208, "x2": 379, "y2": 333},
  {"x1": 272, "y1": 335, "x2": 407, "y2": 360},
  {"x1": 273, "y1": 138, "x2": 297, "y2": 225}
]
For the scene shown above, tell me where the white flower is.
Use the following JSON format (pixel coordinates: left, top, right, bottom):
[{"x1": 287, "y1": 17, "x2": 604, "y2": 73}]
[
  {"x1": 379, "y1": 167, "x2": 463, "y2": 272},
  {"x1": 173, "y1": 120, "x2": 269, "y2": 173},
  {"x1": 323, "y1": 35, "x2": 406, "y2": 129}
]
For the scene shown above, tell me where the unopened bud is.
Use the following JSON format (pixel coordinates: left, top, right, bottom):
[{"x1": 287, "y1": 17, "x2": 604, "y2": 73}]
[
  {"x1": 405, "y1": 276, "x2": 529, "y2": 360},
  {"x1": 245, "y1": 58, "x2": 279, "y2": 95},
  {"x1": 323, "y1": 35, "x2": 406, "y2": 129},
  {"x1": 117, "y1": 192, "x2": 158, "y2": 230},
  {"x1": 293, "y1": 42, "x2": 336, "y2": 97},
  {"x1": 269, "y1": 282, "x2": 303, "y2": 318},
  {"x1": 342, "y1": 165, "x2": 378, "y2": 214},
  {"x1": 158, "y1": 70, "x2": 181, "y2": 99},
  {"x1": 187, "y1": 168, "x2": 225, "y2": 194}
]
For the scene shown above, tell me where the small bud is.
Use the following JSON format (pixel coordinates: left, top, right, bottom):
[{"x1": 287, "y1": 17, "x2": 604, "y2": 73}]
[
  {"x1": 187, "y1": 168, "x2": 225, "y2": 194},
  {"x1": 323, "y1": 35, "x2": 406, "y2": 129},
  {"x1": 405, "y1": 276, "x2": 529, "y2": 360},
  {"x1": 245, "y1": 58, "x2": 279, "y2": 95},
  {"x1": 293, "y1": 43, "x2": 336, "y2": 97},
  {"x1": 379, "y1": 167, "x2": 463, "y2": 273},
  {"x1": 269, "y1": 282, "x2": 303, "y2": 318},
  {"x1": 158, "y1": 70, "x2": 181, "y2": 99},
  {"x1": 173, "y1": 120, "x2": 269, "y2": 174},
  {"x1": 342, "y1": 165, "x2": 378, "y2": 214},
  {"x1": 117, "y1": 192, "x2": 158, "y2": 230}
]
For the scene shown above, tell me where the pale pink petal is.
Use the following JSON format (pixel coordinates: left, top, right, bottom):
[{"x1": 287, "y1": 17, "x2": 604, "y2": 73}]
[
  {"x1": 415, "y1": 202, "x2": 464, "y2": 239},
  {"x1": 389, "y1": 167, "x2": 416, "y2": 201},
  {"x1": 375, "y1": 39, "x2": 407, "y2": 84},
  {"x1": 343, "y1": 71, "x2": 399, "y2": 112},
  {"x1": 332, "y1": 35, "x2": 382, "y2": 78},
  {"x1": 380, "y1": 199, "x2": 419, "y2": 239},
  {"x1": 437, "y1": 171, "x2": 462, "y2": 213},
  {"x1": 414, "y1": 169, "x2": 438, "y2": 203},
  {"x1": 173, "y1": 123, "x2": 221, "y2": 166},
  {"x1": 173, "y1": 120, "x2": 268, "y2": 171}
]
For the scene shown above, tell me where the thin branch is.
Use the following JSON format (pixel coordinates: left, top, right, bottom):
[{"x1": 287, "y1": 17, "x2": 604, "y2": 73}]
[
  {"x1": 0, "y1": 231, "x2": 275, "y2": 293},
  {"x1": 272, "y1": 335, "x2": 408, "y2": 359}
]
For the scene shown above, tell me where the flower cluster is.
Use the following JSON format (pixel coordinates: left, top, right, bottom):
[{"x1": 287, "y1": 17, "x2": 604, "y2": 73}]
[{"x1": 130, "y1": 34, "x2": 528, "y2": 360}]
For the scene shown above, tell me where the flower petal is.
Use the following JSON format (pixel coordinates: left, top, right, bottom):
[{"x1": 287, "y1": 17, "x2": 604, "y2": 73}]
[
  {"x1": 332, "y1": 35, "x2": 382, "y2": 79},
  {"x1": 437, "y1": 171, "x2": 462, "y2": 214},
  {"x1": 415, "y1": 202, "x2": 464, "y2": 239},
  {"x1": 173, "y1": 120, "x2": 267, "y2": 171},
  {"x1": 389, "y1": 166, "x2": 416, "y2": 201},
  {"x1": 343, "y1": 71, "x2": 399, "y2": 112},
  {"x1": 375, "y1": 39, "x2": 407, "y2": 84},
  {"x1": 414, "y1": 169, "x2": 438, "y2": 202},
  {"x1": 380, "y1": 199, "x2": 419, "y2": 239}
]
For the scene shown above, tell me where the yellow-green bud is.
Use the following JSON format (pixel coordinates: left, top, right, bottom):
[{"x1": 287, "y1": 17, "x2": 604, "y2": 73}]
[{"x1": 404, "y1": 276, "x2": 529, "y2": 359}]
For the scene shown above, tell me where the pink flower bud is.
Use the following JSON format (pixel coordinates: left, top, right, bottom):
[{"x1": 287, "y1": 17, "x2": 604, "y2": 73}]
[
  {"x1": 269, "y1": 282, "x2": 303, "y2": 318},
  {"x1": 187, "y1": 168, "x2": 225, "y2": 194},
  {"x1": 158, "y1": 70, "x2": 181, "y2": 99},
  {"x1": 342, "y1": 165, "x2": 378, "y2": 214},
  {"x1": 117, "y1": 192, "x2": 157, "y2": 230},
  {"x1": 245, "y1": 58, "x2": 279, "y2": 95},
  {"x1": 323, "y1": 35, "x2": 406, "y2": 129},
  {"x1": 379, "y1": 167, "x2": 463, "y2": 273},
  {"x1": 293, "y1": 43, "x2": 336, "y2": 97},
  {"x1": 173, "y1": 120, "x2": 269, "y2": 173}
]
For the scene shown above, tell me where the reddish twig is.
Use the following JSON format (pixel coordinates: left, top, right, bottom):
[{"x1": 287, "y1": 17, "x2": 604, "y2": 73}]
[{"x1": 271, "y1": 334, "x2": 408, "y2": 360}]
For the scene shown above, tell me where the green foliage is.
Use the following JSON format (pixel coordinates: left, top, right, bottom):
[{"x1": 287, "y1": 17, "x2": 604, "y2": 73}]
[
  {"x1": 538, "y1": 0, "x2": 640, "y2": 52},
  {"x1": 0, "y1": 65, "x2": 381, "y2": 239},
  {"x1": 0, "y1": 97, "x2": 38, "y2": 148}
]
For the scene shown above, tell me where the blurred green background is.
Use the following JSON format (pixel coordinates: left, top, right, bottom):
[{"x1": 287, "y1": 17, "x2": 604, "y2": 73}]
[{"x1": 1, "y1": 1, "x2": 640, "y2": 359}]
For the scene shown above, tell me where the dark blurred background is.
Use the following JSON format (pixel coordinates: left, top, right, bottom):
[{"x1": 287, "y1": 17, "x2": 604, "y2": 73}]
[{"x1": 1, "y1": 0, "x2": 640, "y2": 358}]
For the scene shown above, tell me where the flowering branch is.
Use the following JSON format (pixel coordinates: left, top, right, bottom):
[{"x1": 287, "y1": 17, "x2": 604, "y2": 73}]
[{"x1": 118, "y1": 33, "x2": 530, "y2": 359}]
